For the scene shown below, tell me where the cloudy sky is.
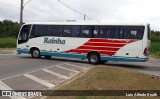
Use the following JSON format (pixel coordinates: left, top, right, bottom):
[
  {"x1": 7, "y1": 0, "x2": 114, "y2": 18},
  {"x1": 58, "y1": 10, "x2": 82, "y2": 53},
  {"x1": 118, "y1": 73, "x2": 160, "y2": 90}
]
[{"x1": 0, "y1": 0, "x2": 160, "y2": 31}]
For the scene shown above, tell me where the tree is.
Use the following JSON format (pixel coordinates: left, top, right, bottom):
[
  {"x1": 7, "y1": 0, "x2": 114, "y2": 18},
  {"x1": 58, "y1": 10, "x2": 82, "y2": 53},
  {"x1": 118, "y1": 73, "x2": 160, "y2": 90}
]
[{"x1": 0, "y1": 20, "x2": 20, "y2": 38}]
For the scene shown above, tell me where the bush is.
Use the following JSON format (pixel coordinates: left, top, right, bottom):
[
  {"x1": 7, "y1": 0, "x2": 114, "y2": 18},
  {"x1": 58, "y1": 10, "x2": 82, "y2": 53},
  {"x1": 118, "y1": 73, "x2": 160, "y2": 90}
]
[
  {"x1": 0, "y1": 38, "x2": 17, "y2": 48},
  {"x1": 151, "y1": 31, "x2": 160, "y2": 42},
  {"x1": 150, "y1": 42, "x2": 160, "y2": 56}
]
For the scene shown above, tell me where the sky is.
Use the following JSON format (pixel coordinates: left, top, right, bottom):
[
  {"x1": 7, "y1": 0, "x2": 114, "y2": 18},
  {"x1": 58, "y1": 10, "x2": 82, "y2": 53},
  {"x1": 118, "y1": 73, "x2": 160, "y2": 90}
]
[{"x1": 0, "y1": 0, "x2": 160, "y2": 31}]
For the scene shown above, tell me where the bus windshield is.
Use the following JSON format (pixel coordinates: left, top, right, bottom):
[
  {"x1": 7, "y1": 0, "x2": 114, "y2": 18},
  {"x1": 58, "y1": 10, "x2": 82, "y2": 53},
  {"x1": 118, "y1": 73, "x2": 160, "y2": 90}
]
[{"x1": 18, "y1": 25, "x2": 31, "y2": 44}]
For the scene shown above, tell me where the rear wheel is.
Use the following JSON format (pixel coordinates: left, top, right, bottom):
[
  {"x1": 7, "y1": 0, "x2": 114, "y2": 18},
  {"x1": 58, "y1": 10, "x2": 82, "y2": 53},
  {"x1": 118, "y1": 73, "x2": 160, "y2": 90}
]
[
  {"x1": 31, "y1": 49, "x2": 41, "y2": 58},
  {"x1": 88, "y1": 53, "x2": 100, "y2": 65}
]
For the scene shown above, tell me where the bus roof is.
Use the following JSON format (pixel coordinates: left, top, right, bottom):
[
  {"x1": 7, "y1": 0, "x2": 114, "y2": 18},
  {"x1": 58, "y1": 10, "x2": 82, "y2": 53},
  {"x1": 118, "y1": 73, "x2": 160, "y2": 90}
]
[{"x1": 24, "y1": 20, "x2": 148, "y2": 26}]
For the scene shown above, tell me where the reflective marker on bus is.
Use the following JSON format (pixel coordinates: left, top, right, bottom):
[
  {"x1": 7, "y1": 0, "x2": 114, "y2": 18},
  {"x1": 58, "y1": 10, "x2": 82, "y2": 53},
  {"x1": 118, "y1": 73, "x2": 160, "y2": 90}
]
[{"x1": 17, "y1": 21, "x2": 151, "y2": 64}]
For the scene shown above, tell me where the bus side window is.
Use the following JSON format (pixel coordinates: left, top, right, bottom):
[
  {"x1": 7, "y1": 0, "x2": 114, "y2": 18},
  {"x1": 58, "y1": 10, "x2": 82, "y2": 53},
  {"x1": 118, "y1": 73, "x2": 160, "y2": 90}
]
[
  {"x1": 48, "y1": 25, "x2": 63, "y2": 37},
  {"x1": 99, "y1": 26, "x2": 108, "y2": 38},
  {"x1": 30, "y1": 25, "x2": 47, "y2": 37},
  {"x1": 93, "y1": 26, "x2": 99, "y2": 38},
  {"x1": 63, "y1": 26, "x2": 71, "y2": 37},
  {"x1": 119, "y1": 27, "x2": 129, "y2": 39},
  {"x1": 80, "y1": 26, "x2": 93, "y2": 38},
  {"x1": 136, "y1": 26, "x2": 145, "y2": 40},
  {"x1": 71, "y1": 26, "x2": 80, "y2": 37},
  {"x1": 119, "y1": 26, "x2": 144, "y2": 40},
  {"x1": 107, "y1": 26, "x2": 119, "y2": 39}
]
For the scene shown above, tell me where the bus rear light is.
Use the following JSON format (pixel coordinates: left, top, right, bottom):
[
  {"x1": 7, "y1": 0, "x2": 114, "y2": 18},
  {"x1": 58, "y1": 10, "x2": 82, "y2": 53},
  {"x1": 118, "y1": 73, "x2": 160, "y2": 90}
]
[{"x1": 143, "y1": 47, "x2": 148, "y2": 56}]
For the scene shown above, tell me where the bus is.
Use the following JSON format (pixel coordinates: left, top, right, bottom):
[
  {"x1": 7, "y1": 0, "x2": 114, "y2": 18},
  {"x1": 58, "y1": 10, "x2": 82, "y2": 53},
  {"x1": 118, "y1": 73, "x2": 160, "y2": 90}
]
[{"x1": 17, "y1": 21, "x2": 151, "y2": 64}]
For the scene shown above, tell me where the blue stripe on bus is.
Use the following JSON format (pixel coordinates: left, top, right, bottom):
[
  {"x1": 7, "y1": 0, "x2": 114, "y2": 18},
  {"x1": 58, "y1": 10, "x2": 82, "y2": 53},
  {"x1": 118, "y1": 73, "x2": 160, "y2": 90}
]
[
  {"x1": 17, "y1": 49, "x2": 148, "y2": 62},
  {"x1": 17, "y1": 49, "x2": 30, "y2": 54},
  {"x1": 41, "y1": 51, "x2": 87, "y2": 59},
  {"x1": 101, "y1": 56, "x2": 148, "y2": 62}
]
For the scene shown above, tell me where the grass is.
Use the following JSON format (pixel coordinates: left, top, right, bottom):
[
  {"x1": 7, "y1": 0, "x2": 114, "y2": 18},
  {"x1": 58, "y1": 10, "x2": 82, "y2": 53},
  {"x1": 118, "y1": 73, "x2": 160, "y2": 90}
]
[
  {"x1": 0, "y1": 38, "x2": 17, "y2": 48},
  {"x1": 46, "y1": 66, "x2": 160, "y2": 99},
  {"x1": 150, "y1": 42, "x2": 160, "y2": 58}
]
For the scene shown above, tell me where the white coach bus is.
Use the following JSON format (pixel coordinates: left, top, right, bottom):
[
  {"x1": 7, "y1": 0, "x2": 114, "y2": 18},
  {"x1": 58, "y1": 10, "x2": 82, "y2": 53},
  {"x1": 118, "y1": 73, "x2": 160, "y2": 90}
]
[{"x1": 17, "y1": 21, "x2": 151, "y2": 64}]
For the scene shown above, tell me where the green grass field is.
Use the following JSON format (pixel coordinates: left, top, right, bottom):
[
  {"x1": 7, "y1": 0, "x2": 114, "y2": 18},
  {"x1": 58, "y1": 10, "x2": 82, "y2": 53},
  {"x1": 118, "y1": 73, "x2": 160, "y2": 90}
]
[
  {"x1": 0, "y1": 38, "x2": 17, "y2": 48},
  {"x1": 150, "y1": 42, "x2": 160, "y2": 57},
  {"x1": 47, "y1": 66, "x2": 160, "y2": 99}
]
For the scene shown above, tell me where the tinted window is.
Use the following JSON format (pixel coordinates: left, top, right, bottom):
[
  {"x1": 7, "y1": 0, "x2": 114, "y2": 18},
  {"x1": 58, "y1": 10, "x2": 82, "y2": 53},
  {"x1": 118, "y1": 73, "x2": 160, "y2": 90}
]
[
  {"x1": 80, "y1": 26, "x2": 93, "y2": 38},
  {"x1": 63, "y1": 26, "x2": 71, "y2": 37},
  {"x1": 18, "y1": 25, "x2": 31, "y2": 44},
  {"x1": 99, "y1": 26, "x2": 119, "y2": 39},
  {"x1": 93, "y1": 26, "x2": 99, "y2": 38},
  {"x1": 30, "y1": 25, "x2": 47, "y2": 37},
  {"x1": 47, "y1": 25, "x2": 63, "y2": 36},
  {"x1": 71, "y1": 26, "x2": 81, "y2": 37},
  {"x1": 19, "y1": 25, "x2": 31, "y2": 40},
  {"x1": 119, "y1": 26, "x2": 144, "y2": 39}
]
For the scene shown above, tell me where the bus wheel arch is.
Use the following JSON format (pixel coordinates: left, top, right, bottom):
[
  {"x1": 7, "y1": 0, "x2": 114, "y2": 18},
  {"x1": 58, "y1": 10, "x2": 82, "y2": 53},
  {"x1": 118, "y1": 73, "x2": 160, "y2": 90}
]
[
  {"x1": 87, "y1": 52, "x2": 100, "y2": 65},
  {"x1": 30, "y1": 47, "x2": 41, "y2": 58}
]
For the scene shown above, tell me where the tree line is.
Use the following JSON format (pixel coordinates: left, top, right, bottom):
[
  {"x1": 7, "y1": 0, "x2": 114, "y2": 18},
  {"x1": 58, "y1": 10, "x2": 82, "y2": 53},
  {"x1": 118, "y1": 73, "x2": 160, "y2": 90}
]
[
  {"x1": 151, "y1": 30, "x2": 160, "y2": 42},
  {"x1": 0, "y1": 20, "x2": 20, "y2": 38}
]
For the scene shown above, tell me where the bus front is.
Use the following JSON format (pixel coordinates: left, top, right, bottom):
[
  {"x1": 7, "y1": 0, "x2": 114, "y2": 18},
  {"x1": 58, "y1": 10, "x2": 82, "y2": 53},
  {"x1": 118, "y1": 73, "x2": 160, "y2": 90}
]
[{"x1": 17, "y1": 24, "x2": 31, "y2": 54}]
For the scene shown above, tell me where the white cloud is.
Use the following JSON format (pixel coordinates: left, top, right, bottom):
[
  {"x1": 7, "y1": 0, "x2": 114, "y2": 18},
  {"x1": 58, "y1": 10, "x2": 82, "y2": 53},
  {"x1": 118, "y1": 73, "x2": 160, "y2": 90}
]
[{"x1": 0, "y1": 0, "x2": 160, "y2": 30}]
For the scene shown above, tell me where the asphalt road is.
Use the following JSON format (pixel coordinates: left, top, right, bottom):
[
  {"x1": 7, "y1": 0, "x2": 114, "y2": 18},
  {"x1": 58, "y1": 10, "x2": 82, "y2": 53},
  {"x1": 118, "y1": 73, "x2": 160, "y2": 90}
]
[
  {"x1": 0, "y1": 54, "x2": 92, "y2": 99},
  {"x1": 0, "y1": 54, "x2": 160, "y2": 80},
  {"x1": 0, "y1": 54, "x2": 73, "y2": 80},
  {"x1": 106, "y1": 57, "x2": 160, "y2": 77},
  {"x1": 0, "y1": 54, "x2": 160, "y2": 99}
]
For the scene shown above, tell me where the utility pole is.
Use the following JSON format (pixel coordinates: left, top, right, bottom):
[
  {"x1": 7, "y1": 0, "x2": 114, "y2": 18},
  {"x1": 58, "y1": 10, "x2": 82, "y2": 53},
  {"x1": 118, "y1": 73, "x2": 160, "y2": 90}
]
[
  {"x1": 20, "y1": 0, "x2": 24, "y2": 26},
  {"x1": 84, "y1": 14, "x2": 85, "y2": 20},
  {"x1": 20, "y1": 0, "x2": 31, "y2": 26}
]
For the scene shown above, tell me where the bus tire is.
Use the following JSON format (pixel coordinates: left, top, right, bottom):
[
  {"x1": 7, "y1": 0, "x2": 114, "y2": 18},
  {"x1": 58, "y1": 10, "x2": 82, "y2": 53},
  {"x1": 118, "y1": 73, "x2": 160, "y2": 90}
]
[
  {"x1": 45, "y1": 56, "x2": 51, "y2": 59},
  {"x1": 31, "y1": 48, "x2": 41, "y2": 58},
  {"x1": 88, "y1": 53, "x2": 100, "y2": 65}
]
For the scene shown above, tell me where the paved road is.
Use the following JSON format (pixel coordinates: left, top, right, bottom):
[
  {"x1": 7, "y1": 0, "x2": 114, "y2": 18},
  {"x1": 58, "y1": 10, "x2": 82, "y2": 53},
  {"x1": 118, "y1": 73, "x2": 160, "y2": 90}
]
[
  {"x1": 106, "y1": 57, "x2": 160, "y2": 77},
  {"x1": 0, "y1": 54, "x2": 160, "y2": 99},
  {"x1": 0, "y1": 54, "x2": 92, "y2": 99}
]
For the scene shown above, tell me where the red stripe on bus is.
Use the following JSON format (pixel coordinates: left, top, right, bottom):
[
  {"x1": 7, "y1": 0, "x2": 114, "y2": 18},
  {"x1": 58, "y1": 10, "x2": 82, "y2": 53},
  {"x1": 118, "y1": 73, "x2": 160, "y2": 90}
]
[
  {"x1": 84, "y1": 42, "x2": 126, "y2": 47},
  {"x1": 65, "y1": 38, "x2": 137, "y2": 56},
  {"x1": 77, "y1": 46, "x2": 120, "y2": 51}
]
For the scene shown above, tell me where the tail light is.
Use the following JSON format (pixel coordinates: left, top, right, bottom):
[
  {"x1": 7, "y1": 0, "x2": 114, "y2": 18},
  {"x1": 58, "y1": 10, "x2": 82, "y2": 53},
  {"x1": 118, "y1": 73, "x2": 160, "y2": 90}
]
[{"x1": 143, "y1": 47, "x2": 148, "y2": 56}]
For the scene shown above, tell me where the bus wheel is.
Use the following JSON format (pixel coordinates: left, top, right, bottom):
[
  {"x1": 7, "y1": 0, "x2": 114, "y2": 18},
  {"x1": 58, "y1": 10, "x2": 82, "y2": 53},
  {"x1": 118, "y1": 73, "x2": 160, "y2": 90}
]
[
  {"x1": 88, "y1": 53, "x2": 100, "y2": 65},
  {"x1": 31, "y1": 49, "x2": 41, "y2": 58},
  {"x1": 45, "y1": 56, "x2": 51, "y2": 59}
]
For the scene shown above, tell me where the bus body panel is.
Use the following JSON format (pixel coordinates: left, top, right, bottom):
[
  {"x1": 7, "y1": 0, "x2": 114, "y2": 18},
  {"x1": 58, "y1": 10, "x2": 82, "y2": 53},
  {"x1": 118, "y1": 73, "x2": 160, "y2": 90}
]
[{"x1": 17, "y1": 37, "x2": 148, "y2": 62}]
